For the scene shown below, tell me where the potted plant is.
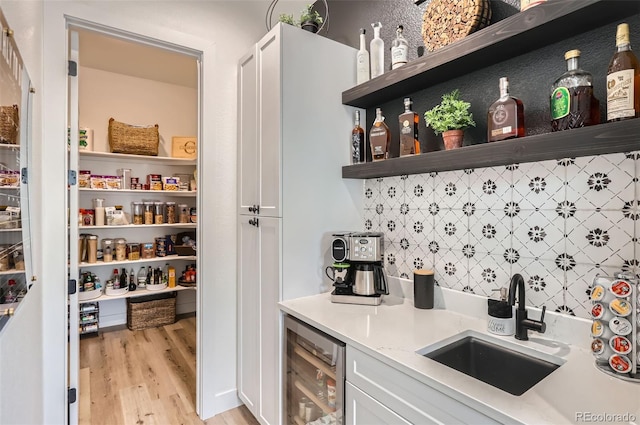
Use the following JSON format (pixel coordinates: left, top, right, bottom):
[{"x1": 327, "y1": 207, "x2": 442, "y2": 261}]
[
  {"x1": 424, "y1": 89, "x2": 476, "y2": 150},
  {"x1": 278, "y1": 13, "x2": 296, "y2": 26},
  {"x1": 299, "y1": 4, "x2": 323, "y2": 33}
]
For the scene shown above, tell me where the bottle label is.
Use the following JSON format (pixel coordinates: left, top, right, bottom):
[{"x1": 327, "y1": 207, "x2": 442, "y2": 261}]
[
  {"x1": 352, "y1": 133, "x2": 363, "y2": 164},
  {"x1": 391, "y1": 45, "x2": 408, "y2": 69},
  {"x1": 551, "y1": 87, "x2": 570, "y2": 119},
  {"x1": 607, "y1": 69, "x2": 635, "y2": 120}
]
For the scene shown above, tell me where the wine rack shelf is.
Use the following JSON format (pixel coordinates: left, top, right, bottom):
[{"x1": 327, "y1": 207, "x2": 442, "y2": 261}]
[
  {"x1": 342, "y1": 0, "x2": 640, "y2": 108},
  {"x1": 342, "y1": 119, "x2": 640, "y2": 179}
]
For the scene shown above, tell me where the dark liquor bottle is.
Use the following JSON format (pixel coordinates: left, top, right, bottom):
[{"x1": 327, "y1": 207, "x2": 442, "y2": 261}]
[
  {"x1": 550, "y1": 49, "x2": 600, "y2": 131},
  {"x1": 607, "y1": 23, "x2": 640, "y2": 121},
  {"x1": 369, "y1": 108, "x2": 390, "y2": 161},
  {"x1": 351, "y1": 111, "x2": 365, "y2": 164},
  {"x1": 398, "y1": 98, "x2": 420, "y2": 156},
  {"x1": 487, "y1": 77, "x2": 525, "y2": 142}
]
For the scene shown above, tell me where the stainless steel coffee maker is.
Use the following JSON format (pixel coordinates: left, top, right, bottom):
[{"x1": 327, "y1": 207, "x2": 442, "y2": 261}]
[{"x1": 329, "y1": 232, "x2": 388, "y2": 306}]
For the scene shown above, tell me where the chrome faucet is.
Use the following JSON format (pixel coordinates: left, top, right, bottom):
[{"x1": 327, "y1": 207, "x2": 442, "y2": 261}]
[{"x1": 508, "y1": 273, "x2": 546, "y2": 341}]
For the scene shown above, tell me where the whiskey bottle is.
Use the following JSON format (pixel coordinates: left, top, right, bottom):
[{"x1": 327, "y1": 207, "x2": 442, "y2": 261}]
[
  {"x1": 391, "y1": 25, "x2": 408, "y2": 70},
  {"x1": 370, "y1": 22, "x2": 384, "y2": 79},
  {"x1": 370, "y1": 108, "x2": 390, "y2": 161},
  {"x1": 356, "y1": 29, "x2": 370, "y2": 85},
  {"x1": 550, "y1": 49, "x2": 600, "y2": 131},
  {"x1": 606, "y1": 23, "x2": 640, "y2": 121},
  {"x1": 351, "y1": 110, "x2": 365, "y2": 164},
  {"x1": 398, "y1": 98, "x2": 420, "y2": 156},
  {"x1": 487, "y1": 77, "x2": 525, "y2": 142}
]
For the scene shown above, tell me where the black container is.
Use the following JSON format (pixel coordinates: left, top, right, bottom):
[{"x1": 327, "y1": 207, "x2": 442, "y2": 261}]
[{"x1": 414, "y1": 269, "x2": 434, "y2": 309}]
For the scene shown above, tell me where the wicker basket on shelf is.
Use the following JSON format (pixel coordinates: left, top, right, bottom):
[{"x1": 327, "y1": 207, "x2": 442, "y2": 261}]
[
  {"x1": 421, "y1": 0, "x2": 492, "y2": 52},
  {"x1": 108, "y1": 117, "x2": 159, "y2": 156},
  {"x1": 127, "y1": 292, "x2": 176, "y2": 330},
  {"x1": 0, "y1": 105, "x2": 19, "y2": 145}
]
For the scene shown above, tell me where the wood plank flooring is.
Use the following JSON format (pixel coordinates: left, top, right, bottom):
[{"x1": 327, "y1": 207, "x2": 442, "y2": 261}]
[{"x1": 79, "y1": 315, "x2": 259, "y2": 425}]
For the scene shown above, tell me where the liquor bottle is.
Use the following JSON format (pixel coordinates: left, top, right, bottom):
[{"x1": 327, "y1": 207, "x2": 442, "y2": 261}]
[
  {"x1": 487, "y1": 77, "x2": 525, "y2": 142},
  {"x1": 391, "y1": 25, "x2": 409, "y2": 70},
  {"x1": 356, "y1": 29, "x2": 370, "y2": 85},
  {"x1": 607, "y1": 23, "x2": 640, "y2": 121},
  {"x1": 370, "y1": 22, "x2": 384, "y2": 79},
  {"x1": 3, "y1": 279, "x2": 16, "y2": 303},
  {"x1": 137, "y1": 267, "x2": 147, "y2": 288},
  {"x1": 351, "y1": 110, "x2": 365, "y2": 164},
  {"x1": 146, "y1": 266, "x2": 152, "y2": 287},
  {"x1": 129, "y1": 268, "x2": 136, "y2": 291},
  {"x1": 369, "y1": 108, "x2": 390, "y2": 161},
  {"x1": 398, "y1": 98, "x2": 420, "y2": 156},
  {"x1": 162, "y1": 263, "x2": 169, "y2": 286},
  {"x1": 550, "y1": 49, "x2": 600, "y2": 131},
  {"x1": 112, "y1": 268, "x2": 120, "y2": 289},
  {"x1": 120, "y1": 268, "x2": 128, "y2": 290}
]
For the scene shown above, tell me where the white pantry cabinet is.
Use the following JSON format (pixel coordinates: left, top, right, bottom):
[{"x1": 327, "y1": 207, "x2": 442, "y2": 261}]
[{"x1": 237, "y1": 23, "x2": 363, "y2": 425}]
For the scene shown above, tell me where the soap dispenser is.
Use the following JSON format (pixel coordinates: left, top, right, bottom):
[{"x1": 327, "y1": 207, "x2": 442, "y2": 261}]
[{"x1": 487, "y1": 288, "x2": 515, "y2": 336}]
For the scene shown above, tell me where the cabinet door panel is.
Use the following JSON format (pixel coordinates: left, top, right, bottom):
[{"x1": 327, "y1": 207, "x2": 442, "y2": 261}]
[
  {"x1": 346, "y1": 382, "x2": 411, "y2": 425},
  {"x1": 238, "y1": 48, "x2": 259, "y2": 215},
  {"x1": 237, "y1": 216, "x2": 260, "y2": 414},
  {"x1": 257, "y1": 30, "x2": 281, "y2": 218},
  {"x1": 259, "y1": 217, "x2": 281, "y2": 425}
]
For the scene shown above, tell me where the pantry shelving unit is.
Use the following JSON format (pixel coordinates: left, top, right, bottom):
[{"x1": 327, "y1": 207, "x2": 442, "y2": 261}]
[
  {"x1": 78, "y1": 254, "x2": 196, "y2": 270},
  {"x1": 340, "y1": 0, "x2": 640, "y2": 180},
  {"x1": 82, "y1": 283, "x2": 195, "y2": 303}
]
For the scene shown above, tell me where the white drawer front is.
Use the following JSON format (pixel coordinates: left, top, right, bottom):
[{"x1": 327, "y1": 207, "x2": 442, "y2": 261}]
[
  {"x1": 347, "y1": 346, "x2": 500, "y2": 425},
  {"x1": 346, "y1": 382, "x2": 412, "y2": 425}
]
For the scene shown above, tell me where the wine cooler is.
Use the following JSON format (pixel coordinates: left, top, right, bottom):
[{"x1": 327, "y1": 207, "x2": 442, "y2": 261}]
[{"x1": 284, "y1": 315, "x2": 345, "y2": 425}]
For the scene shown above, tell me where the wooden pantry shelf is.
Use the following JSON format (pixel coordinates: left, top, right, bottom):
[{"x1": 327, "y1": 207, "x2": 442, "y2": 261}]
[
  {"x1": 294, "y1": 345, "x2": 337, "y2": 381},
  {"x1": 294, "y1": 380, "x2": 334, "y2": 416},
  {"x1": 342, "y1": 119, "x2": 640, "y2": 179},
  {"x1": 79, "y1": 150, "x2": 196, "y2": 166},
  {"x1": 342, "y1": 0, "x2": 640, "y2": 108}
]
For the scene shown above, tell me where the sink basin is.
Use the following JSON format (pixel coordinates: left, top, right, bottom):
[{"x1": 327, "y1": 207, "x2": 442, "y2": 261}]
[{"x1": 416, "y1": 330, "x2": 565, "y2": 396}]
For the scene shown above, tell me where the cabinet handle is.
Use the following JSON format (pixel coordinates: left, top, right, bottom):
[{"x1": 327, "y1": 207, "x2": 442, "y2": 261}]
[
  {"x1": 248, "y1": 206, "x2": 255, "y2": 213},
  {"x1": 248, "y1": 218, "x2": 260, "y2": 227},
  {"x1": 248, "y1": 204, "x2": 260, "y2": 214}
]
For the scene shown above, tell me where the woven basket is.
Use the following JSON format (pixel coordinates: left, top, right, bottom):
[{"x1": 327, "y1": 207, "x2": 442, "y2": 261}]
[
  {"x1": 127, "y1": 292, "x2": 176, "y2": 330},
  {"x1": 422, "y1": 0, "x2": 492, "y2": 52},
  {"x1": 0, "y1": 105, "x2": 19, "y2": 145},
  {"x1": 108, "y1": 117, "x2": 159, "y2": 156}
]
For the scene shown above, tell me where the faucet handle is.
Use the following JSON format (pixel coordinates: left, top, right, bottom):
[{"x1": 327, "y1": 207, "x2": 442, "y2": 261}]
[
  {"x1": 537, "y1": 305, "x2": 547, "y2": 334},
  {"x1": 540, "y1": 305, "x2": 546, "y2": 322}
]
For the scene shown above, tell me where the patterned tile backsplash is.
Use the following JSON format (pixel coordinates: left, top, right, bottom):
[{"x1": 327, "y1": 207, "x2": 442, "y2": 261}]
[{"x1": 363, "y1": 152, "x2": 640, "y2": 319}]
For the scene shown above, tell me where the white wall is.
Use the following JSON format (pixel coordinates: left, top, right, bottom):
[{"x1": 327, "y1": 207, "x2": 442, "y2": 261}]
[{"x1": 0, "y1": 0, "x2": 306, "y2": 423}]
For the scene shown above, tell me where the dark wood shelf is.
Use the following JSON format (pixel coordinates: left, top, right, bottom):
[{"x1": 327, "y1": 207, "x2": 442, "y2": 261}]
[
  {"x1": 342, "y1": 120, "x2": 640, "y2": 179},
  {"x1": 342, "y1": 0, "x2": 640, "y2": 108}
]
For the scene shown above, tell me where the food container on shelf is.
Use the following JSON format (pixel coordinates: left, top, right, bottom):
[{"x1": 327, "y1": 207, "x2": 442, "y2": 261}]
[
  {"x1": 132, "y1": 201, "x2": 143, "y2": 225},
  {"x1": 114, "y1": 238, "x2": 127, "y2": 261},
  {"x1": 154, "y1": 201, "x2": 164, "y2": 224},
  {"x1": 86, "y1": 235, "x2": 98, "y2": 264},
  {"x1": 101, "y1": 238, "x2": 114, "y2": 263},
  {"x1": 143, "y1": 201, "x2": 154, "y2": 225},
  {"x1": 178, "y1": 204, "x2": 189, "y2": 223},
  {"x1": 165, "y1": 202, "x2": 176, "y2": 224},
  {"x1": 141, "y1": 242, "x2": 155, "y2": 259},
  {"x1": 127, "y1": 243, "x2": 140, "y2": 261}
]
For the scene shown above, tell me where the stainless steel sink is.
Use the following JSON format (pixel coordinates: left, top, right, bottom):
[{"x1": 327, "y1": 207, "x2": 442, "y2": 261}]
[{"x1": 416, "y1": 330, "x2": 565, "y2": 396}]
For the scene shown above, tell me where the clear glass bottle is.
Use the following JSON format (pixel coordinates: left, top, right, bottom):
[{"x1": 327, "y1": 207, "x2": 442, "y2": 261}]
[
  {"x1": 487, "y1": 77, "x2": 525, "y2": 142},
  {"x1": 370, "y1": 22, "x2": 384, "y2": 79},
  {"x1": 398, "y1": 98, "x2": 420, "y2": 156},
  {"x1": 550, "y1": 49, "x2": 600, "y2": 131},
  {"x1": 391, "y1": 25, "x2": 409, "y2": 70},
  {"x1": 351, "y1": 110, "x2": 365, "y2": 164},
  {"x1": 369, "y1": 108, "x2": 390, "y2": 161},
  {"x1": 607, "y1": 23, "x2": 640, "y2": 121},
  {"x1": 356, "y1": 28, "x2": 370, "y2": 85}
]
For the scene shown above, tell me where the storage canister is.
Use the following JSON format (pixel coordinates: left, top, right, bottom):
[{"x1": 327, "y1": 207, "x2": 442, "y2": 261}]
[
  {"x1": 114, "y1": 237, "x2": 127, "y2": 261},
  {"x1": 154, "y1": 201, "x2": 164, "y2": 224},
  {"x1": 132, "y1": 201, "x2": 143, "y2": 225},
  {"x1": 101, "y1": 238, "x2": 114, "y2": 262},
  {"x1": 165, "y1": 201, "x2": 176, "y2": 224},
  {"x1": 143, "y1": 201, "x2": 154, "y2": 225},
  {"x1": 86, "y1": 235, "x2": 98, "y2": 264},
  {"x1": 127, "y1": 243, "x2": 141, "y2": 261},
  {"x1": 178, "y1": 204, "x2": 189, "y2": 223},
  {"x1": 141, "y1": 242, "x2": 155, "y2": 259}
]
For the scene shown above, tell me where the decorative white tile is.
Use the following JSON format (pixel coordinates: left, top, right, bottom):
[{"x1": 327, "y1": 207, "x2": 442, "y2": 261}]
[
  {"x1": 469, "y1": 209, "x2": 512, "y2": 255},
  {"x1": 381, "y1": 213, "x2": 405, "y2": 243},
  {"x1": 516, "y1": 258, "x2": 564, "y2": 312},
  {"x1": 403, "y1": 209, "x2": 433, "y2": 249},
  {"x1": 566, "y1": 210, "x2": 634, "y2": 267},
  {"x1": 364, "y1": 178, "x2": 381, "y2": 210},
  {"x1": 434, "y1": 169, "x2": 469, "y2": 209},
  {"x1": 406, "y1": 245, "x2": 434, "y2": 274},
  {"x1": 512, "y1": 159, "x2": 565, "y2": 210},
  {"x1": 404, "y1": 173, "x2": 435, "y2": 212},
  {"x1": 565, "y1": 153, "x2": 635, "y2": 210},
  {"x1": 565, "y1": 263, "x2": 622, "y2": 319},
  {"x1": 468, "y1": 166, "x2": 512, "y2": 211},
  {"x1": 380, "y1": 176, "x2": 405, "y2": 212},
  {"x1": 383, "y1": 241, "x2": 402, "y2": 278},
  {"x1": 434, "y1": 209, "x2": 468, "y2": 251},
  {"x1": 363, "y1": 209, "x2": 380, "y2": 232},
  {"x1": 468, "y1": 252, "x2": 512, "y2": 297},
  {"x1": 434, "y1": 249, "x2": 469, "y2": 291},
  {"x1": 512, "y1": 209, "x2": 565, "y2": 261}
]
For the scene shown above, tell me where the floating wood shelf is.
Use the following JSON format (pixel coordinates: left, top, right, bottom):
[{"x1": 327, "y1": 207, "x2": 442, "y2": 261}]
[
  {"x1": 342, "y1": 0, "x2": 640, "y2": 108},
  {"x1": 342, "y1": 119, "x2": 640, "y2": 179}
]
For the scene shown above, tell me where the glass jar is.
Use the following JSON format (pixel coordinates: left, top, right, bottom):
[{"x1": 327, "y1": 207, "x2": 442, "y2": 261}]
[
  {"x1": 101, "y1": 238, "x2": 114, "y2": 262},
  {"x1": 86, "y1": 235, "x2": 98, "y2": 264},
  {"x1": 127, "y1": 243, "x2": 140, "y2": 261},
  {"x1": 154, "y1": 201, "x2": 164, "y2": 224},
  {"x1": 114, "y1": 238, "x2": 127, "y2": 261},
  {"x1": 143, "y1": 201, "x2": 154, "y2": 225},
  {"x1": 165, "y1": 201, "x2": 176, "y2": 224},
  {"x1": 178, "y1": 204, "x2": 189, "y2": 223},
  {"x1": 132, "y1": 201, "x2": 143, "y2": 225}
]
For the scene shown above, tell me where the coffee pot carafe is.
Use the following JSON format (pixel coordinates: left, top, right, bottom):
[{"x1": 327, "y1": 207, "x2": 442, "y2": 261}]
[{"x1": 353, "y1": 263, "x2": 388, "y2": 296}]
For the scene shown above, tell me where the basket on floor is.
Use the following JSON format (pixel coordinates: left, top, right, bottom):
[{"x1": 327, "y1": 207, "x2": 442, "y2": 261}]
[
  {"x1": 108, "y1": 117, "x2": 159, "y2": 156},
  {"x1": 0, "y1": 105, "x2": 19, "y2": 145},
  {"x1": 127, "y1": 292, "x2": 176, "y2": 330}
]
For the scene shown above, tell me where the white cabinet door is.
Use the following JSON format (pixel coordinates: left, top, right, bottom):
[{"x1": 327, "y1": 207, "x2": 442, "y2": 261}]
[
  {"x1": 346, "y1": 382, "x2": 411, "y2": 425},
  {"x1": 257, "y1": 28, "x2": 281, "y2": 218},
  {"x1": 237, "y1": 216, "x2": 260, "y2": 416},
  {"x1": 258, "y1": 216, "x2": 282, "y2": 425},
  {"x1": 238, "y1": 48, "x2": 259, "y2": 216}
]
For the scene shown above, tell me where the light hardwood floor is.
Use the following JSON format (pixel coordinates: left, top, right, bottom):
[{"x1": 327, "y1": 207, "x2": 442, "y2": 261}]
[{"x1": 79, "y1": 315, "x2": 259, "y2": 425}]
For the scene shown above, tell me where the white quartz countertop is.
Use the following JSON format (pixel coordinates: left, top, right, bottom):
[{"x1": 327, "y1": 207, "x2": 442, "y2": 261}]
[{"x1": 279, "y1": 291, "x2": 640, "y2": 425}]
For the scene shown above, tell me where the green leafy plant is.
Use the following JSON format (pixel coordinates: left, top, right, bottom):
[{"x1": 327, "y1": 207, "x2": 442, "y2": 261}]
[
  {"x1": 278, "y1": 13, "x2": 296, "y2": 26},
  {"x1": 299, "y1": 4, "x2": 323, "y2": 25},
  {"x1": 424, "y1": 89, "x2": 476, "y2": 135}
]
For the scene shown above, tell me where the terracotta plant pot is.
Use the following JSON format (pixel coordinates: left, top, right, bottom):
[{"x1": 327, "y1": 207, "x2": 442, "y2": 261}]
[{"x1": 442, "y1": 129, "x2": 464, "y2": 150}]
